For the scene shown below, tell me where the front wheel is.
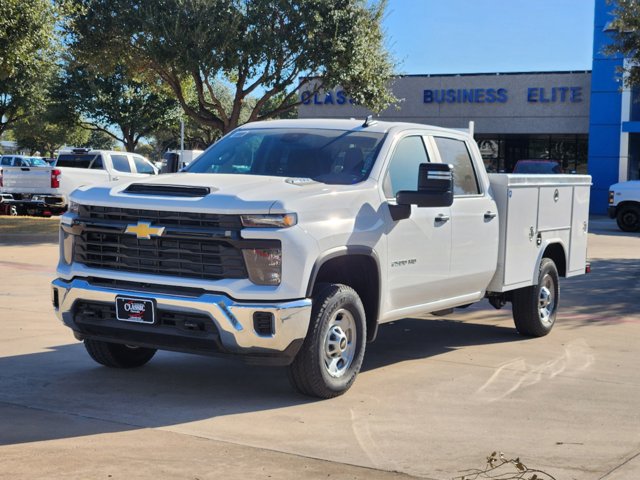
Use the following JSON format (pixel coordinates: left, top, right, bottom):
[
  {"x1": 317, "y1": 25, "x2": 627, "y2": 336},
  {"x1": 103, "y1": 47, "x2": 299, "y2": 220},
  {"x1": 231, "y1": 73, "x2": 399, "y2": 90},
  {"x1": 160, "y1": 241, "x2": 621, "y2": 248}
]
[
  {"x1": 288, "y1": 284, "x2": 366, "y2": 398},
  {"x1": 84, "y1": 339, "x2": 157, "y2": 368},
  {"x1": 511, "y1": 258, "x2": 559, "y2": 337},
  {"x1": 616, "y1": 205, "x2": 640, "y2": 232}
]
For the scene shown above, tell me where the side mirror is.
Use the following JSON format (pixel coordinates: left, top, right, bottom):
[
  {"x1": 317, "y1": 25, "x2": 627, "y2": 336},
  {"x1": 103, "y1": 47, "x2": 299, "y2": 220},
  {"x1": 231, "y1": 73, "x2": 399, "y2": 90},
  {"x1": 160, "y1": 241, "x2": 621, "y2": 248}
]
[
  {"x1": 389, "y1": 163, "x2": 454, "y2": 221},
  {"x1": 397, "y1": 163, "x2": 453, "y2": 207}
]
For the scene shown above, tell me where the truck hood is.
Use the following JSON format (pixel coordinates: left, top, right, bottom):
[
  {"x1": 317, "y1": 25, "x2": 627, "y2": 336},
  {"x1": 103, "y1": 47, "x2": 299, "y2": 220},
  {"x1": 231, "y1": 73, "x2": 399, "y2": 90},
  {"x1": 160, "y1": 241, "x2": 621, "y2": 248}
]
[{"x1": 70, "y1": 173, "x2": 352, "y2": 214}]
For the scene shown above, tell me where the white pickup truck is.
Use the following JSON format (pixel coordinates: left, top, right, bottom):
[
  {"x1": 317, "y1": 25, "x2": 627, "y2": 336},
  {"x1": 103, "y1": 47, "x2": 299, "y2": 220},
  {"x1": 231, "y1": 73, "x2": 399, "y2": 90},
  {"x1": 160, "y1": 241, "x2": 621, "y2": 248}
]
[
  {"x1": 608, "y1": 181, "x2": 640, "y2": 232},
  {"x1": 0, "y1": 149, "x2": 158, "y2": 215},
  {"x1": 51, "y1": 119, "x2": 591, "y2": 398}
]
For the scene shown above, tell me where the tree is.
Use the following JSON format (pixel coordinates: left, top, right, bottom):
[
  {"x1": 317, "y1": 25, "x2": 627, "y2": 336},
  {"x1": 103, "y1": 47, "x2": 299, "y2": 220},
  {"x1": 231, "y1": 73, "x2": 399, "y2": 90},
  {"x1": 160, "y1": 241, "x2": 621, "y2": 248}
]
[
  {"x1": 68, "y1": 0, "x2": 396, "y2": 135},
  {"x1": 605, "y1": 1, "x2": 640, "y2": 86},
  {"x1": 13, "y1": 90, "x2": 90, "y2": 157},
  {"x1": 0, "y1": 0, "x2": 63, "y2": 135},
  {"x1": 63, "y1": 63, "x2": 181, "y2": 152},
  {"x1": 80, "y1": 130, "x2": 116, "y2": 150}
]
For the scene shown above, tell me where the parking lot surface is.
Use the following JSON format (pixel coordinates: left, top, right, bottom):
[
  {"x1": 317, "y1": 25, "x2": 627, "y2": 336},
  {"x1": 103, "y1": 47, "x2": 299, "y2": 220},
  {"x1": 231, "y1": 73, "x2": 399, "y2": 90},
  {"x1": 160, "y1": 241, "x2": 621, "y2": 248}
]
[{"x1": 0, "y1": 216, "x2": 638, "y2": 479}]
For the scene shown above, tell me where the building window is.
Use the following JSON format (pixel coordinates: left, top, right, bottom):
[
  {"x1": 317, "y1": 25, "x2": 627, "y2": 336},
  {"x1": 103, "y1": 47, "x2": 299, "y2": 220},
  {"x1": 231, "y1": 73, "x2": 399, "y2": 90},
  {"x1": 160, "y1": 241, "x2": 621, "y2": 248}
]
[{"x1": 475, "y1": 134, "x2": 588, "y2": 173}]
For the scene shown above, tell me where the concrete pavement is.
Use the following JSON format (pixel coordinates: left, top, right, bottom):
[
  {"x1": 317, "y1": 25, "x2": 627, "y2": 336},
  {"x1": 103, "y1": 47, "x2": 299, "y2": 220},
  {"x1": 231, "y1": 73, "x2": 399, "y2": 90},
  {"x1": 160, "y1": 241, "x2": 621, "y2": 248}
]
[{"x1": 0, "y1": 216, "x2": 638, "y2": 479}]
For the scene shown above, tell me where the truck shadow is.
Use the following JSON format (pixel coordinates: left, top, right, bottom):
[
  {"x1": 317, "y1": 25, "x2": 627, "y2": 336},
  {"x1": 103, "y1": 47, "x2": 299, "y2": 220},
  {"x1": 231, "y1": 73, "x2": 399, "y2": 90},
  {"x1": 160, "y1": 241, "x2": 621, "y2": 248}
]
[
  {"x1": 362, "y1": 318, "x2": 521, "y2": 372},
  {"x1": 0, "y1": 318, "x2": 520, "y2": 446},
  {"x1": 560, "y1": 257, "x2": 640, "y2": 324}
]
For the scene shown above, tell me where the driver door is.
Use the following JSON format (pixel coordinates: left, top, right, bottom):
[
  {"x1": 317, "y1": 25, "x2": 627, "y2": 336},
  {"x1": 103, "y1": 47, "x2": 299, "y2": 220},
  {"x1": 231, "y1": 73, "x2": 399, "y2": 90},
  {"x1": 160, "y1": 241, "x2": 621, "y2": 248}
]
[{"x1": 383, "y1": 134, "x2": 452, "y2": 314}]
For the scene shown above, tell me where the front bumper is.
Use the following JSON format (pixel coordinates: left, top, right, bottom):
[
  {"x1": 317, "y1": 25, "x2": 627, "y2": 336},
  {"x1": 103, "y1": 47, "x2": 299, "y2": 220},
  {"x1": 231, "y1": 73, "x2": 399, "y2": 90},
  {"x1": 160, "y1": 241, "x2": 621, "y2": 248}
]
[
  {"x1": 608, "y1": 205, "x2": 617, "y2": 219},
  {"x1": 51, "y1": 277, "x2": 312, "y2": 366}
]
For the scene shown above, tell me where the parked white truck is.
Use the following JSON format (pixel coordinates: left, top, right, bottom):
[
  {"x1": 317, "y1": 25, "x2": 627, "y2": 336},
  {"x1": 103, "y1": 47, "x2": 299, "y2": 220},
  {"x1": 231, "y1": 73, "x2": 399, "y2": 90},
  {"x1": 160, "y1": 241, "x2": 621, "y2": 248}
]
[
  {"x1": 608, "y1": 181, "x2": 640, "y2": 232},
  {"x1": 51, "y1": 119, "x2": 591, "y2": 398},
  {"x1": 0, "y1": 149, "x2": 158, "y2": 215}
]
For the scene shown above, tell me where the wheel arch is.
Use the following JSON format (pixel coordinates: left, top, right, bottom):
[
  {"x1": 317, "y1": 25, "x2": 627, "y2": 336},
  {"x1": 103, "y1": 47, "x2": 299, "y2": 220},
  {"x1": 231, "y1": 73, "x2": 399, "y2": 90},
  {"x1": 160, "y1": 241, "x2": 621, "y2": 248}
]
[
  {"x1": 537, "y1": 241, "x2": 567, "y2": 280},
  {"x1": 307, "y1": 246, "x2": 381, "y2": 343}
]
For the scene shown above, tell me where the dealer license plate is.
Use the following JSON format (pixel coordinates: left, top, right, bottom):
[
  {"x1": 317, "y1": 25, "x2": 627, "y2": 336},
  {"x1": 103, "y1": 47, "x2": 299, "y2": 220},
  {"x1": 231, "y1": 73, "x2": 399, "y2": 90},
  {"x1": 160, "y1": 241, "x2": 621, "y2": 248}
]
[{"x1": 115, "y1": 296, "x2": 155, "y2": 324}]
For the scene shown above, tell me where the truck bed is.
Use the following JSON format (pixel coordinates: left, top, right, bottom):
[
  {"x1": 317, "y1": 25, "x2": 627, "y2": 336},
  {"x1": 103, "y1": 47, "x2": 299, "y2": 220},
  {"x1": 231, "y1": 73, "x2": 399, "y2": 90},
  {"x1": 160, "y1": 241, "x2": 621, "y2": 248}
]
[{"x1": 487, "y1": 174, "x2": 591, "y2": 293}]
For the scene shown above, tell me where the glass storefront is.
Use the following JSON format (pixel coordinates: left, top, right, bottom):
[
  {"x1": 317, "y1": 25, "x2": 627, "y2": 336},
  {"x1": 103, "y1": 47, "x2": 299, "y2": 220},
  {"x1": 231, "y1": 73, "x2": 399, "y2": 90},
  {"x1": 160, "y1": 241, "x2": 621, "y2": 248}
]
[{"x1": 475, "y1": 134, "x2": 589, "y2": 174}]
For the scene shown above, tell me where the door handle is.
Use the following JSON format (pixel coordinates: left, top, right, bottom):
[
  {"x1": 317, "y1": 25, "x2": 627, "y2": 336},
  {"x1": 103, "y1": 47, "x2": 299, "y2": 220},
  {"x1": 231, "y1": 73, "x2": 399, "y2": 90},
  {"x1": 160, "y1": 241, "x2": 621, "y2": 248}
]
[
  {"x1": 435, "y1": 214, "x2": 450, "y2": 224},
  {"x1": 484, "y1": 211, "x2": 497, "y2": 220},
  {"x1": 112, "y1": 176, "x2": 120, "y2": 181}
]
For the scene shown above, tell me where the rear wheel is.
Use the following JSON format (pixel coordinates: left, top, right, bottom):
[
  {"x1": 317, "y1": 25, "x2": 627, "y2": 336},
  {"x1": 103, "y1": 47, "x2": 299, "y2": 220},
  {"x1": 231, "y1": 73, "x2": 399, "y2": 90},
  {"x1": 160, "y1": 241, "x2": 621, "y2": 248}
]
[
  {"x1": 288, "y1": 284, "x2": 366, "y2": 398},
  {"x1": 84, "y1": 339, "x2": 156, "y2": 368},
  {"x1": 511, "y1": 258, "x2": 559, "y2": 337},
  {"x1": 616, "y1": 205, "x2": 640, "y2": 232}
]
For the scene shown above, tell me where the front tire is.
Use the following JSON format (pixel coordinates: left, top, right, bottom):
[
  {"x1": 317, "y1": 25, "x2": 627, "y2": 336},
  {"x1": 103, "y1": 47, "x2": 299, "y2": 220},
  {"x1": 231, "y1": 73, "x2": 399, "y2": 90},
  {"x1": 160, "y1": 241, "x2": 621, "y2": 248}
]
[
  {"x1": 511, "y1": 258, "x2": 559, "y2": 337},
  {"x1": 288, "y1": 284, "x2": 366, "y2": 398},
  {"x1": 84, "y1": 339, "x2": 156, "y2": 368},
  {"x1": 616, "y1": 205, "x2": 640, "y2": 232}
]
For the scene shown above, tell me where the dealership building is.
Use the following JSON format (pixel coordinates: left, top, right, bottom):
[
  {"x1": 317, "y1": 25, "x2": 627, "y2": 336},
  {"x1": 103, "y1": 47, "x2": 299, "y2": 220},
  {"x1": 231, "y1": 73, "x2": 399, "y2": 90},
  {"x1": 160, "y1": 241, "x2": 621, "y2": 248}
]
[{"x1": 298, "y1": 0, "x2": 633, "y2": 214}]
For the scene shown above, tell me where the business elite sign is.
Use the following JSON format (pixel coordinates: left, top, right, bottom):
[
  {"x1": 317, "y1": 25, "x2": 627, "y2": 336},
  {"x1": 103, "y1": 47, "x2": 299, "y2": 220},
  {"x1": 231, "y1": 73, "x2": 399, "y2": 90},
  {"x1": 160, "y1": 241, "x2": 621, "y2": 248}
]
[{"x1": 300, "y1": 86, "x2": 584, "y2": 105}]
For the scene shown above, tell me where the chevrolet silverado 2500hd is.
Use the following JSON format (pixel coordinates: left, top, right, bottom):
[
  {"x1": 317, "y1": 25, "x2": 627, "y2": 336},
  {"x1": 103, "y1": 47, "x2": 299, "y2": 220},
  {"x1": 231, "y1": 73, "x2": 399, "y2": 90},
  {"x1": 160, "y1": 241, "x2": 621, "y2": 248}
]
[
  {"x1": 0, "y1": 149, "x2": 158, "y2": 215},
  {"x1": 52, "y1": 119, "x2": 591, "y2": 398}
]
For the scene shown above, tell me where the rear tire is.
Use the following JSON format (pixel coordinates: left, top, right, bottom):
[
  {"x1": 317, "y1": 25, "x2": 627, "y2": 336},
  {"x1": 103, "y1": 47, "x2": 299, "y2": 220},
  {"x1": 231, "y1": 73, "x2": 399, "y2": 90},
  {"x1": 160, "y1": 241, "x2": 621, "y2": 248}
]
[
  {"x1": 288, "y1": 284, "x2": 366, "y2": 398},
  {"x1": 616, "y1": 205, "x2": 640, "y2": 232},
  {"x1": 84, "y1": 339, "x2": 156, "y2": 368},
  {"x1": 511, "y1": 258, "x2": 559, "y2": 337}
]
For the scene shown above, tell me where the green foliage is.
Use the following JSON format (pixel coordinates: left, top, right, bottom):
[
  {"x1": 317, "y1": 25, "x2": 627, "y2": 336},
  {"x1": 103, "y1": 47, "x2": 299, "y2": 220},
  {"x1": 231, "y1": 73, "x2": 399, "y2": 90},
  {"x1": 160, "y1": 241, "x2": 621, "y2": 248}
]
[
  {"x1": 13, "y1": 94, "x2": 90, "y2": 157},
  {"x1": 0, "y1": 0, "x2": 65, "y2": 135},
  {"x1": 604, "y1": 0, "x2": 640, "y2": 87},
  {"x1": 63, "y1": 63, "x2": 181, "y2": 152},
  {"x1": 134, "y1": 142, "x2": 154, "y2": 159},
  {"x1": 68, "y1": 0, "x2": 396, "y2": 134},
  {"x1": 79, "y1": 130, "x2": 116, "y2": 150}
]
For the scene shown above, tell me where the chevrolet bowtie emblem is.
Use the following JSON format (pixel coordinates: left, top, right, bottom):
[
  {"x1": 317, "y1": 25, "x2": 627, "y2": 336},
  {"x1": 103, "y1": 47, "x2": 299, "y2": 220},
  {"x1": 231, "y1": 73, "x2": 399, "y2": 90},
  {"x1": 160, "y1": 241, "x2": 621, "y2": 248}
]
[{"x1": 124, "y1": 221, "x2": 166, "y2": 240}]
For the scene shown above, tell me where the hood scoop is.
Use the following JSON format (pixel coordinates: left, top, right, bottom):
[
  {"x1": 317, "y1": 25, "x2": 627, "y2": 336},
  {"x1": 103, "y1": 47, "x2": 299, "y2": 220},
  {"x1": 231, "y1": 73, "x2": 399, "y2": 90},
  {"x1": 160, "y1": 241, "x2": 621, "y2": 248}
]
[
  {"x1": 285, "y1": 177, "x2": 318, "y2": 186},
  {"x1": 124, "y1": 183, "x2": 214, "y2": 197}
]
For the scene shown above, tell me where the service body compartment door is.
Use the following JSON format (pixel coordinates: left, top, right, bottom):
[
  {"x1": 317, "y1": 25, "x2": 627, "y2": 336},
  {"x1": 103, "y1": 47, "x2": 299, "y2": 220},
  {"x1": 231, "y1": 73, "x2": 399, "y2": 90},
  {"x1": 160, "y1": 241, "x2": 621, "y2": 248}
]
[
  {"x1": 568, "y1": 185, "x2": 590, "y2": 276},
  {"x1": 502, "y1": 186, "x2": 540, "y2": 286},
  {"x1": 538, "y1": 186, "x2": 572, "y2": 231}
]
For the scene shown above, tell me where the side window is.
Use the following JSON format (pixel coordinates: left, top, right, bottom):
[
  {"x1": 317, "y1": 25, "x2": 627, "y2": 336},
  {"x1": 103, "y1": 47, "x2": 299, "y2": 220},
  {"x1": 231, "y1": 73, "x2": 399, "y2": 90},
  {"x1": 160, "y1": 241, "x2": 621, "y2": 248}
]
[
  {"x1": 434, "y1": 137, "x2": 480, "y2": 196},
  {"x1": 89, "y1": 156, "x2": 104, "y2": 170},
  {"x1": 1, "y1": 157, "x2": 11, "y2": 166},
  {"x1": 383, "y1": 136, "x2": 430, "y2": 198},
  {"x1": 132, "y1": 155, "x2": 155, "y2": 174},
  {"x1": 111, "y1": 154, "x2": 131, "y2": 172}
]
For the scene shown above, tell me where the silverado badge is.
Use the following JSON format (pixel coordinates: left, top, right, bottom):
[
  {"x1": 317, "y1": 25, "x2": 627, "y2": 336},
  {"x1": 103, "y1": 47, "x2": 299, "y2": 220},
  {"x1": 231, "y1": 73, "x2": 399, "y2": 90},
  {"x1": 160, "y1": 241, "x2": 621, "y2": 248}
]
[{"x1": 125, "y1": 221, "x2": 166, "y2": 240}]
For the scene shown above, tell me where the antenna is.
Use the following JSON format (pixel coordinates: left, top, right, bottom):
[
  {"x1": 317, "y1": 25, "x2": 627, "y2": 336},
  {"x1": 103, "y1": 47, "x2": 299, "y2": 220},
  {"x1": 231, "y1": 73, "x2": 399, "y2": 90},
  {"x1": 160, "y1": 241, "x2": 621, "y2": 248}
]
[{"x1": 362, "y1": 115, "x2": 378, "y2": 127}]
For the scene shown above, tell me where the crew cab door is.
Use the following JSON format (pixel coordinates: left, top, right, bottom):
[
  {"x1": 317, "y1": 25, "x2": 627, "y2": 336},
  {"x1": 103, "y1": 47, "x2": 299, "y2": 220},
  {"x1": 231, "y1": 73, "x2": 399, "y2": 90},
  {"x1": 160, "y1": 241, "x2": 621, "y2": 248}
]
[
  {"x1": 431, "y1": 136, "x2": 499, "y2": 297},
  {"x1": 382, "y1": 135, "x2": 452, "y2": 312},
  {"x1": 107, "y1": 153, "x2": 142, "y2": 182}
]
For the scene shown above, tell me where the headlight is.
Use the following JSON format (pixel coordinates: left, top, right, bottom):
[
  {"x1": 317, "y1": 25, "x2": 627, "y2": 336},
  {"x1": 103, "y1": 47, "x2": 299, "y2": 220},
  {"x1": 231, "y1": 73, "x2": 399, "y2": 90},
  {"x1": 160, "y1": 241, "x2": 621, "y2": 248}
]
[
  {"x1": 68, "y1": 201, "x2": 80, "y2": 214},
  {"x1": 242, "y1": 248, "x2": 282, "y2": 286},
  {"x1": 241, "y1": 213, "x2": 297, "y2": 228}
]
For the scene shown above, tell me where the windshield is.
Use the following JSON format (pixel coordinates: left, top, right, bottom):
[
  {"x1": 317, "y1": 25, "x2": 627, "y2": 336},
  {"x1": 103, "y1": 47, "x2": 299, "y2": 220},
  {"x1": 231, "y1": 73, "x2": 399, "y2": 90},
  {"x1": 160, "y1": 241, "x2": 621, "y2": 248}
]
[{"x1": 185, "y1": 128, "x2": 386, "y2": 184}]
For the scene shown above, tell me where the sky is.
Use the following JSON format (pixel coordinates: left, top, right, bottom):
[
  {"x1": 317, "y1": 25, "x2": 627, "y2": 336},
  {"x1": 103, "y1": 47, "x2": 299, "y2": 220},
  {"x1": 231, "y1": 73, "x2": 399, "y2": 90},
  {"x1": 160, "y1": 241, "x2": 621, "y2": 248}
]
[{"x1": 383, "y1": 0, "x2": 596, "y2": 75}]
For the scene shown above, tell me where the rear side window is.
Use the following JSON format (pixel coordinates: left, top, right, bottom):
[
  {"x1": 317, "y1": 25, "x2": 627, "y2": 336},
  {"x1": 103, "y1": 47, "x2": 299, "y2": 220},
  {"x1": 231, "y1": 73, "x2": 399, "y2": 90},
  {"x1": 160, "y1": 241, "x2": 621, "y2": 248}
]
[
  {"x1": 434, "y1": 137, "x2": 480, "y2": 196},
  {"x1": 56, "y1": 154, "x2": 103, "y2": 169},
  {"x1": 111, "y1": 155, "x2": 132, "y2": 172},
  {"x1": 132, "y1": 155, "x2": 155, "y2": 174},
  {"x1": 1, "y1": 157, "x2": 13, "y2": 166}
]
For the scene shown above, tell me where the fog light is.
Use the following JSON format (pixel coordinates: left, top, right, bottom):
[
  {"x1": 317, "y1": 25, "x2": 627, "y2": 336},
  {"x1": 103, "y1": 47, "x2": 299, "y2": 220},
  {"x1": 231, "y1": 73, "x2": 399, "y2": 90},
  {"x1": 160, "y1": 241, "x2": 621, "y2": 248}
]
[{"x1": 242, "y1": 248, "x2": 282, "y2": 286}]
